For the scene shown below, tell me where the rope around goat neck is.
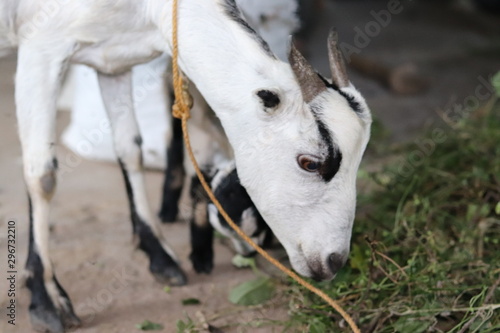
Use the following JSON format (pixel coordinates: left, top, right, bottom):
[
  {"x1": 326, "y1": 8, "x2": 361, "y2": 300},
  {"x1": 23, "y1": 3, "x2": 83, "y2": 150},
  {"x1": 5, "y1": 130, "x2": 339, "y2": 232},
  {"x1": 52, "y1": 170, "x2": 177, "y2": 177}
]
[{"x1": 170, "y1": 1, "x2": 360, "y2": 332}]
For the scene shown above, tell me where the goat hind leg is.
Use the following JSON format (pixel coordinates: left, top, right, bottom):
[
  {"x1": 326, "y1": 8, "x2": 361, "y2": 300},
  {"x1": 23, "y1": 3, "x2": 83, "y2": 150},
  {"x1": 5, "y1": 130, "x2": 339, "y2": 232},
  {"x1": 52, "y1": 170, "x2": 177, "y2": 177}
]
[
  {"x1": 97, "y1": 71, "x2": 187, "y2": 286},
  {"x1": 16, "y1": 43, "x2": 80, "y2": 333}
]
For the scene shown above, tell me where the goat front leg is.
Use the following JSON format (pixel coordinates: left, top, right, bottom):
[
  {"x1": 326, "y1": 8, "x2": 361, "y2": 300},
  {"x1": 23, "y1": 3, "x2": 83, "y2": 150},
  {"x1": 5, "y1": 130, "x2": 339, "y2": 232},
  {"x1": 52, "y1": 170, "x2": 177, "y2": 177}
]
[
  {"x1": 16, "y1": 43, "x2": 80, "y2": 333},
  {"x1": 97, "y1": 71, "x2": 187, "y2": 286}
]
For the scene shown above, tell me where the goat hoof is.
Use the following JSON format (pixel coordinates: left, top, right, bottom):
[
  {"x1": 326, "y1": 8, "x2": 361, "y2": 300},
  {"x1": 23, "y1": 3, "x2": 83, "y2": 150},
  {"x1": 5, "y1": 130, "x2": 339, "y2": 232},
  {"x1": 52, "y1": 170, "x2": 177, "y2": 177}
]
[
  {"x1": 150, "y1": 264, "x2": 187, "y2": 286},
  {"x1": 29, "y1": 306, "x2": 64, "y2": 333},
  {"x1": 27, "y1": 274, "x2": 81, "y2": 333},
  {"x1": 190, "y1": 251, "x2": 214, "y2": 274},
  {"x1": 29, "y1": 307, "x2": 81, "y2": 333},
  {"x1": 61, "y1": 309, "x2": 82, "y2": 330},
  {"x1": 30, "y1": 303, "x2": 81, "y2": 333}
]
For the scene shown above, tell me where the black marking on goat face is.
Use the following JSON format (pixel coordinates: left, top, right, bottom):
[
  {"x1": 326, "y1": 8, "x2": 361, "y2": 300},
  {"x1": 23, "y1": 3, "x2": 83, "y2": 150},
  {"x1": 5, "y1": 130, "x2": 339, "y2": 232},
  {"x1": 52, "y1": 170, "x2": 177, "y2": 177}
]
[
  {"x1": 257, "y1": 90, "x2": 280, "y2": 109},
  {"x1": 318, "y1": 74, "x2": 362, "y2": 114},
  {"x1": 310, "y1": 106, "x2": 342, "y2": 182},
  {"x1": 222, "y1": 0, "x2": 275, "y2": 58}
]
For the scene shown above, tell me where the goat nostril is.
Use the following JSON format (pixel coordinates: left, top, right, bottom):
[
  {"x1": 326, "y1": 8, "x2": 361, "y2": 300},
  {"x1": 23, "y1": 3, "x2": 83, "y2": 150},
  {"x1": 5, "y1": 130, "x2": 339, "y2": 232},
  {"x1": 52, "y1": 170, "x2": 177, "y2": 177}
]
[{"x1": 327, "y1": 253, "x2": 345, "y2": 275}]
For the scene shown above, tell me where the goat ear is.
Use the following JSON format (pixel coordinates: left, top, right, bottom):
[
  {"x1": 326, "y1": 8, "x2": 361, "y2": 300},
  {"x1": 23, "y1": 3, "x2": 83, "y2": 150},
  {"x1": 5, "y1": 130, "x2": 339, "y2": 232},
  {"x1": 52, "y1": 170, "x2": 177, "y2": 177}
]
[
  {"x1": 288, "y1": 38, "x2": 326, "y2": 103},
  {"x1": 328, "y1": 29, "x2": 349, "y2": 88}
]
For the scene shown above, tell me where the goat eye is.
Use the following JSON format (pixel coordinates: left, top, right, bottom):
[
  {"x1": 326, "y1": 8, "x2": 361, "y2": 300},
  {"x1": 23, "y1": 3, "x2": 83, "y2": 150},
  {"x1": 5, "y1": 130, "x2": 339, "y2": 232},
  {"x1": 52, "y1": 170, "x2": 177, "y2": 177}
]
[
  {"x1": 298, "y1": 155, "x2": 322, "y2": 172},
  {"x1": 257, "y1": 90, "x2": 280, "y2": 108}
]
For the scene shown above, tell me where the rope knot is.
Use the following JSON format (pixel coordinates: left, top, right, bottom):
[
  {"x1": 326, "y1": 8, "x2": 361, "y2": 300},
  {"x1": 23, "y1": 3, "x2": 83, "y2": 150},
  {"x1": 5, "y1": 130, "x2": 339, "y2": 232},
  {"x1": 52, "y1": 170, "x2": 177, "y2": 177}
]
[{"x1": 172, "y1": 75, "x2": 193, "y2": 120}]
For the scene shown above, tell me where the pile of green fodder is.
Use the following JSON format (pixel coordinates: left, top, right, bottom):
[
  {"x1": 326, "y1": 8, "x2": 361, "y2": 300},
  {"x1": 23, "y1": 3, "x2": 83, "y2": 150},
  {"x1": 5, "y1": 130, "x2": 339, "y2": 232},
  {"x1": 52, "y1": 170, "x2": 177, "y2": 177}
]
[{"x1": 286, "y1": 102, "x2": 500, "y2": 332}]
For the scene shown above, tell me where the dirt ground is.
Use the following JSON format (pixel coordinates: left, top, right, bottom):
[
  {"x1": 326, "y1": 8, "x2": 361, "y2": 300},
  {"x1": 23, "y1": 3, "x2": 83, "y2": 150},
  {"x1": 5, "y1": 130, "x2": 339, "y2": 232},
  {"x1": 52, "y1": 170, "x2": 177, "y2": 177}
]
[
  {"x1": 0, "y1": 47, "x2": 292, "y2": 331},
  {"x1": 1, "y1": 1, "x2": 499, "y2": 333}
]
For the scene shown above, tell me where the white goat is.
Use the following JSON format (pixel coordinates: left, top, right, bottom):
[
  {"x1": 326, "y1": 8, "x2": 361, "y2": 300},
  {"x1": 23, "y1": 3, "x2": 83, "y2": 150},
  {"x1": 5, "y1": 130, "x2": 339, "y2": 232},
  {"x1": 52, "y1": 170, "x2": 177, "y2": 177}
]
[
  {"x1": 160, "y1": 0, "x2": 300, "y2": 223},
  {"x1": 159, "y1": 0, "x2": 299, "y2": 266},
  {"x1": 0, "y1": 0, "x2": 371, "y2": 332}
]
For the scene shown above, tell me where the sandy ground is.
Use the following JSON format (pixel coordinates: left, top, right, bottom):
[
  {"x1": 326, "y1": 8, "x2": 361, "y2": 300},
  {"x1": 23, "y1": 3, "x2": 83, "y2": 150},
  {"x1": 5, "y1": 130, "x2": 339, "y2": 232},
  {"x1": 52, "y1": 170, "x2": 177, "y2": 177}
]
[{"x1": 1, "y1": 1, "x2": 499, "y2": 332}]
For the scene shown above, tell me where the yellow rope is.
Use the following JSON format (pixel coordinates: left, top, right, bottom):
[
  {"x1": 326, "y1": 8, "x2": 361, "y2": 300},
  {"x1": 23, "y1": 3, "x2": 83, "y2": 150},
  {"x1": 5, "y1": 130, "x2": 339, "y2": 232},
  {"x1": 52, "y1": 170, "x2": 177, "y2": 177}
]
[{"x1": 170, "y1": 1, "x2": 360, "y2": 332}]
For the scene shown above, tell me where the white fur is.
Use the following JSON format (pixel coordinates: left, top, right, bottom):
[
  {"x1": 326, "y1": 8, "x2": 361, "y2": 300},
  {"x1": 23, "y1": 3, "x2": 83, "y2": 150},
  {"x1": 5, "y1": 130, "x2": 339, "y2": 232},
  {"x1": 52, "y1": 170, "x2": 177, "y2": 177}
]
[{"x1": 2, "y1": 0, "x2": 371, "y2": 294}]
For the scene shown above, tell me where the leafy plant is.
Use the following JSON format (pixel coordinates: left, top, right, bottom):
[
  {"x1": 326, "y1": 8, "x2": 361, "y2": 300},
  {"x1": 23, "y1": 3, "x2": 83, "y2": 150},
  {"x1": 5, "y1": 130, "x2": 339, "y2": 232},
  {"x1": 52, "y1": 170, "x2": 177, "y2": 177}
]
[
  {"x1": 173, "y1": 74, "x2": 500, "y2": 332},
  {"x1": 287, "y1": 92, "x2": 500, "y2": 332}
]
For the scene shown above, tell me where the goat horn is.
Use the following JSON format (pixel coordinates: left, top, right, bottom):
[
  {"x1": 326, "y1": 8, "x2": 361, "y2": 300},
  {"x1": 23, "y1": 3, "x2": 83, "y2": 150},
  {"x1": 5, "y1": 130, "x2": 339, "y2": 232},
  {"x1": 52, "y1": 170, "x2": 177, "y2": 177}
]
[
  {"x1": 328, "y1": 28, "x2": 349, "y2": 88},
  {"x1": 288, "y1": 38, "x2": 326, "y2": 103}
]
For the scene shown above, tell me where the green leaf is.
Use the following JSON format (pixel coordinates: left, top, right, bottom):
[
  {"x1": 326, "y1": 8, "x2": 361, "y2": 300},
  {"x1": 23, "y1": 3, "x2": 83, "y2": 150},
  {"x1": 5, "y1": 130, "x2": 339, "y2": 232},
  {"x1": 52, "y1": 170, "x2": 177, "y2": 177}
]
[
  {"x1": 181, "y1": 298, "x2": 201, "y2": 306},
  {"x1": 492, "y1": 71, "x2": 500, "y2": 97},
  {"x1": 479, "y1": 204, "x2": 490, "y2": 217},
  {"x1": 349, "y1": 243, "x2": 368, "y2": 274},
  {"x1": 231, "y1": 254, "x2": 256, "y2": 269},
  {"x1": 228, "y1": 277, "x2": 274, "y2": 306},
  {"x1": 175, "y1": 317, "x2": 196, "y2": 333},
  {"x1": 495, "y1": 201, "x2": 500, "y2": 215},
  {"x1": 136, "y1": 320, "x2": 164, "y2": 331},
  {"x1": 309, "y1": 318, "x2": 328, "y2": 333},
  {"x1": 163, "y1": 286, "x2": 171, "y2": 293},
  {"x1": 466, "y1": 204, "x2": 479, "y2": 221}
]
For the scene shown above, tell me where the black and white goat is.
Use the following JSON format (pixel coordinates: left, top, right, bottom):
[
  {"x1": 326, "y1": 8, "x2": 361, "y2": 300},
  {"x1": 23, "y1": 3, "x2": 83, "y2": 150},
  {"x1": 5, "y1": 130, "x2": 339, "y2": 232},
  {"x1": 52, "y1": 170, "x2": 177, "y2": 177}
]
[
  {"x1": 189, "y1": 161, "x2": 272, "y2": 274},
  {"x1": 0, "y1": 0, "x2": 371, "y2": 331}
]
